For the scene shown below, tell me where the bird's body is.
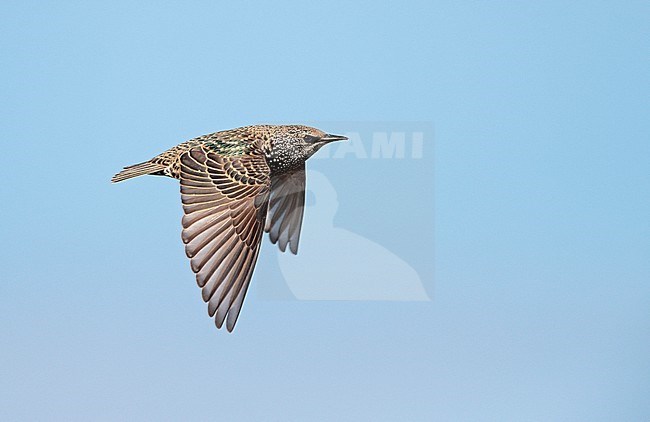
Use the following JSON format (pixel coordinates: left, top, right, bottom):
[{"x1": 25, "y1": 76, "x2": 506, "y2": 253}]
[{"x1": 112, "y1": 125, "x2": 347, "y2": 332}]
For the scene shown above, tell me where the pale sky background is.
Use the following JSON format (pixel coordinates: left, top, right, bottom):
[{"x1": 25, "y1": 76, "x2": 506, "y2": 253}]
[{"x1": 1, "y1": 1, "x2": 649, "y2": 421}]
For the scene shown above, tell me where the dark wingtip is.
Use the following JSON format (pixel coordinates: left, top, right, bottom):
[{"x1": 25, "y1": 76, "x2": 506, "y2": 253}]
[
  {"x1": 214, "y1": 315, "x2": 224, "y2": 329},
  {"x1": 289, "y1": 241, "x2": 299, "y2": 255}
]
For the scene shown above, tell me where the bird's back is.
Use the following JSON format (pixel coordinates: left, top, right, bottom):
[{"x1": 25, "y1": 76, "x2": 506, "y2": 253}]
[{"x1": 111, "y1": 126, "x2": 272, "y2": 183}]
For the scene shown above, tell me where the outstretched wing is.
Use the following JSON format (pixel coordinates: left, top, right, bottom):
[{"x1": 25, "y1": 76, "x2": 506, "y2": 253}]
[
  {"x1": 179, "y1": 146, "x2": 270, "y2": 332},
  {"x1": 265, "y1": 166, "x2": 306, "y2": 255}
]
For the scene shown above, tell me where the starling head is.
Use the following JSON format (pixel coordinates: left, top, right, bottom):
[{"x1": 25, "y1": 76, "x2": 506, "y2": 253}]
[
  {"x1": 274, "y1": 125, "x2": 347, "y2": 156},
  {"x1": 266, "y1": 125, "x2": 348, "y2": 174},
  {"x1": 300, "y1": 126, "x2": 349, "y2": 157}
]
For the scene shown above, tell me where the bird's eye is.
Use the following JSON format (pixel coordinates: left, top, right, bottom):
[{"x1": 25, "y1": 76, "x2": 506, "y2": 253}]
[{"x1": 304, "y1": 135, "x2": 321, "y2": 143}]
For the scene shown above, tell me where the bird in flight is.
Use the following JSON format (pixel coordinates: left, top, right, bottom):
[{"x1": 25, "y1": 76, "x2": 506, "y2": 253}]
[{"x1": 112, "y1": 125, "x2": 347, "y2": 332}]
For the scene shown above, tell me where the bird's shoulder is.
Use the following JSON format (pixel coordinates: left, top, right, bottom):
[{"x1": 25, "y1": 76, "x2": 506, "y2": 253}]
[
  {"x1": 192, "y1": 126, "x2": 273, "y2": 157},
  {"x1": 182, "y1": 127, "x2": 273, "y2": 185},
  {"x1": 150, "y1": 126, "x2": 273, "y2": 179}
]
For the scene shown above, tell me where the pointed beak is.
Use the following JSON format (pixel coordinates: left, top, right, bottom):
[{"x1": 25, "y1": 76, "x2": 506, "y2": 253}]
[{"x1": 321, "y1": 134, "x2": 348, "y2": 143}]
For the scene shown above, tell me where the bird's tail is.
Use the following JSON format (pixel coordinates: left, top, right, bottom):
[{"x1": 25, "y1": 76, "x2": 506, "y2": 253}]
[{"x1": 111, "y1": 161, "x2": 166, "y2": 183}]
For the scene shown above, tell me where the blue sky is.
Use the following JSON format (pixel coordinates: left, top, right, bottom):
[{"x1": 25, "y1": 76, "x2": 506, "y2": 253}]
[{"x1": 1, "y1": 1, "x2": 648, "y2": 420}]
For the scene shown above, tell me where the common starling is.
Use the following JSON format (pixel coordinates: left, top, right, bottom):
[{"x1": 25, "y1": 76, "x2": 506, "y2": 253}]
[{"x1": 112, "y1": 125, "x2": 347, "y2": 332}]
